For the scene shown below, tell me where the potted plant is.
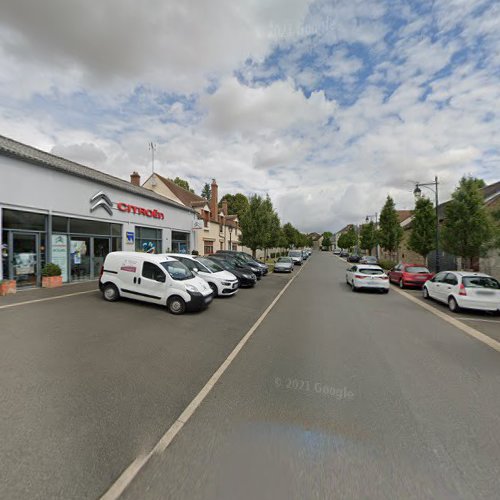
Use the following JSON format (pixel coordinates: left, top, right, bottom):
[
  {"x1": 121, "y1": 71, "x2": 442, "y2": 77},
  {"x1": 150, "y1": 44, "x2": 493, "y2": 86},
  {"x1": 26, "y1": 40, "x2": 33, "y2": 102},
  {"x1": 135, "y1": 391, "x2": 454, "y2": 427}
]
[
  {"x1": 0, "y1": 279, "x2": 16, "y2": 296},
  {"x1": 41, "y1": 263, "x2": 63, "y2": 288}
]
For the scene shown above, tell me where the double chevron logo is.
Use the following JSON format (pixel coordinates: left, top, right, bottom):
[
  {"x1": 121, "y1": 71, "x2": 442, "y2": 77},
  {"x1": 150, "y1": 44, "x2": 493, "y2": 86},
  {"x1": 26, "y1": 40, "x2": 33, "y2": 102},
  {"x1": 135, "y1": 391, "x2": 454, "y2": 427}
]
[{"x1": 90, "y1": 191, "x2": 113, "y2": 216}]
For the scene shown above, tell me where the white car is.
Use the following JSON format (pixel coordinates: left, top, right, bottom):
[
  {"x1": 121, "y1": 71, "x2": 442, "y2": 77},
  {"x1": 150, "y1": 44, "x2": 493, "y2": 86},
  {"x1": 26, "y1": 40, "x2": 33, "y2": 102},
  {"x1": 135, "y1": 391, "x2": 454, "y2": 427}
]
[
  {"x1": 165, "y1": 253, "x2": 239, "y2": 297},
  {"x1": 288, "y1": 250, "x2": 304, "y2": 265},
  {"x1": 346, "y1": 264, "x2": 390, "y2": 293},
  {"x1": 99, "y1": 252, "x2": 213, "y2": 314},
  {"x1": 423, "y1": 271, "x2": 500, "y2": 313}
]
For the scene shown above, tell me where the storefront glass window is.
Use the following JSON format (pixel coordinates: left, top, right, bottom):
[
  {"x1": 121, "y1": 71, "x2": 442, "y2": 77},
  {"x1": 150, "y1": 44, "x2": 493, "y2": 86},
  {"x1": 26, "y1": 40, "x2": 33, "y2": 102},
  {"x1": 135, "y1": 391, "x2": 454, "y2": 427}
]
[
  {"x1": 3, "y1": 209, "x2": 46, "y2": 231},
  {"x1": 136, "y1": 226, "x2": 161, "y2": 253},
  {"x1": 172, "y1": 231, "x2": 190, "y2": 254},
  {"x1": 111, "y1": 224, "x2": 121, "y2": 236},
  {"x1": 69, "y1": 218, "x2": 111, "y2": 235},
  {"x1": 52, "y1": 216, "x2": 69, "y2": 232},
  {"x1": 70, "y1": 237, "x2": 91, "y2": 281}
]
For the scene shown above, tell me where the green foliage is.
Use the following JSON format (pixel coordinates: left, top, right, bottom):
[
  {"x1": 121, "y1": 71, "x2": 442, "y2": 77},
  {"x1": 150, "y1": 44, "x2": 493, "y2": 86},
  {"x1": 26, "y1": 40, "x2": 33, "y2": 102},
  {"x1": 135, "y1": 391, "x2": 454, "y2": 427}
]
[
  {"x1": 219, "y1": 193, "x2": 250, "y2": 218},
  {"x1": 42, "y1": 263, "x2": 62, "y2": 277},
  {"x1": 322, "y1": 231, "x2": 332, "y2": 248},
  {"x1": 171, "y1": 177, "x2": 194, "y2": 193},
  {"x1": 200, "y1": 183, "x2": 211, "y2": 200},
  {"x1": 378, "y1": 196, "x2": 403, "y2": 253},
  {"x1": 441, "y1": 176, "x2": 495, "y2": 261},
  {"x1": 378, "y1": 259, "x2": 397, "y2": 270},
  {"x1": 408, "y1": 197, "x2": 435, "y2": 260},
  {"x1": 338, "y1": 226, "x2": 357, "y2": 251},
  {"x1": 359, "y1": 222, "x2": 377, "y2": 254}
]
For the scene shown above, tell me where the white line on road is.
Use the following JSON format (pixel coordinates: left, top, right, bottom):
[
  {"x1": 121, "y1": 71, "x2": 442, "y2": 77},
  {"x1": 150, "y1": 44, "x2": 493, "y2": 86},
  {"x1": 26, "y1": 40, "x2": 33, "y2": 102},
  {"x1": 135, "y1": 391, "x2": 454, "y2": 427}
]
[
  {"x1": 392, "y1": 286, "x2": 500, "y2": 353},
  {"x1": 100, "y1": 261, "x2": 308, "y2": 500},
  {"x1": 457, "y1": 317, "x2": 500, "y2": 324},
  {"x1": 0, "y1": 290, "x2": 98, "y2": 309}
]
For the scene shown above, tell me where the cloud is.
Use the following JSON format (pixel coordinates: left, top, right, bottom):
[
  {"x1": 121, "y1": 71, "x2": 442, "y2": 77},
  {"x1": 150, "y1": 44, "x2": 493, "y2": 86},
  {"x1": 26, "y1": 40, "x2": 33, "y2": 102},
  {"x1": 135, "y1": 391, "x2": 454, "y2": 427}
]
[{"x1": 51, "y1": 142, "x2": 107, "y2": 164}]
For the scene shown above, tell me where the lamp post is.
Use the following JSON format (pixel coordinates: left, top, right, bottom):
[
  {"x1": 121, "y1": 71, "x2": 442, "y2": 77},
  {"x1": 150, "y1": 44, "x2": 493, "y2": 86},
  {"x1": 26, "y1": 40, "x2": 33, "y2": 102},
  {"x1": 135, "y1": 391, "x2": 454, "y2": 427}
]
[
  {"x1": 228, "y1": 225, "x2": 233, "y2": 251},
  {"x1": 365, "y1": 213, "x2": 379, "y2": 258},
  {"x1": 414, "y1": 176, "x2": 439, "y2": 272},
  {"x1": 219, "y1": 211, "x2": 225, "y2": 250}
]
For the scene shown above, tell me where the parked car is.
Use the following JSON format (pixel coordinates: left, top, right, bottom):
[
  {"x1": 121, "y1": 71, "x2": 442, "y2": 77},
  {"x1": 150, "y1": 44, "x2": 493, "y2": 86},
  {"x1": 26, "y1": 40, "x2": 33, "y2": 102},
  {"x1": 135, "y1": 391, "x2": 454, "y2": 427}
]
[
  {"x1": 274, "y1": 257, "x2": 294, "y2": 273},
  {"x1": 99, "y1": 251, "x2": 213, "y2": 314},
  {"x1": 388, "y1": 263, "x2": 434, "y2": 289},
  {"x1": 301, "y1": 249, "x2": 309, "y2": 260},
  {"x1": 359, "y1": 256, "x2": 378, "y2": 265},
  {"x1": 339, "y1": 250, "x2": 349, "y2": 258},
  {"x1": 164, "y1": 253, "x2": 239, "y2": 297},
  {"x1": 288, "y1": 250, "x2": 304, "y2": 265},
  {"x1": 333, "y1": 249, "x2": 341, "y2": 255},
  {"x1": 215, "y1": 252, "x2": 263, "y2": 279},
  {"x1": 216, "y1": 250, "x2": 268, "y2": 275},
  {"x1": 346, "y1": 264, "x2": 390, "y2": 293},
  {"x1": 207, "y1": 255, "x2": 257, "y2": 287},
  {"x1": 347, "y1": 254, "x2": 361, "y2": 263},
  {"x1": 423, "y1": 271, "x2": 500, "y2": 313}
]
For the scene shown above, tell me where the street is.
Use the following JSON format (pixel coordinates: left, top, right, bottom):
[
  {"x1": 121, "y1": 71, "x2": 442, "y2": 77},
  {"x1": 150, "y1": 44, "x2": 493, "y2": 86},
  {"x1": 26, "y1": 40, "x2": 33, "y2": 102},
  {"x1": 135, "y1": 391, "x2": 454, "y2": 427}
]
[{"x1": 1, "y1": 252, "x2": 500, "y2": 499}]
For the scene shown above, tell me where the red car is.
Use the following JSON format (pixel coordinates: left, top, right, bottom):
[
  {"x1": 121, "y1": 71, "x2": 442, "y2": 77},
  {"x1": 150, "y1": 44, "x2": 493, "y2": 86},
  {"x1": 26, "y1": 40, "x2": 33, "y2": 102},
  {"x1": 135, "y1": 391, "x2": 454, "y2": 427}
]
[{"x1": 388, "y1": 263, "x2": 434, "y2": 289}]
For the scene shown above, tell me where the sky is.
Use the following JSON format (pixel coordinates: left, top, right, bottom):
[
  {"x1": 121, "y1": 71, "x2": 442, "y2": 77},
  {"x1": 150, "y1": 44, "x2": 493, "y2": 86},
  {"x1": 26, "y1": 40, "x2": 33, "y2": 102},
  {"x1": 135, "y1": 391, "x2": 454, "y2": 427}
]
[{"x1": 0, "y1": 0, "x2": 498, "y2": 233}]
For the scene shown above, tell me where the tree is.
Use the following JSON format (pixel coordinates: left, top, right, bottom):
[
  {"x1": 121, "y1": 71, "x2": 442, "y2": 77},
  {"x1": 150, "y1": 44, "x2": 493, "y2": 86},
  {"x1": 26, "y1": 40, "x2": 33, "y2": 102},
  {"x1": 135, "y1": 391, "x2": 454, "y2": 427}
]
[
  {"x1": 283, "y1": 222, "x2": 299, "y2": 248},
  {"x1": 359, "y1": 222, "x2": 377, "y2": 255},
  {"x1": 171, "y1": 177, "x2": 194, "y2": 193},
  {"x1": 200, "y1": 183, "x2": 211, "y2": 200},
  {"x1": 338, "y1": 226, "x2": 357, "y2": 251},
  {"x1": 322, "y1": 231, "x2": 332, "y2": 249},
  {"x1": 378, "y1": 196, "x2": 403, "y2": 258},
  {"x1": 219, "y1": 193, "x2": 250, "y2": 218},
  {"x1": 441, "y1": 176, "x2": 495, "y2": 268},
  {"x1": 408, "y1": 197, "x2": 435, "y2": 263},
  {"x1": 337, "y1": 233, "x2": 349, "y2": 250}
]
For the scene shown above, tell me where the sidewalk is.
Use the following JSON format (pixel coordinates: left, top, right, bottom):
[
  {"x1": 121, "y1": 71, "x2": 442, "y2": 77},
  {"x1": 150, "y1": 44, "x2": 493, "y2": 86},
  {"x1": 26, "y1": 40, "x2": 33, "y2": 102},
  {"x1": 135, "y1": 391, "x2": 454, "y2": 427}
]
[{"x1": 0, "y1": 280, "x2": 99, "y2": 306}]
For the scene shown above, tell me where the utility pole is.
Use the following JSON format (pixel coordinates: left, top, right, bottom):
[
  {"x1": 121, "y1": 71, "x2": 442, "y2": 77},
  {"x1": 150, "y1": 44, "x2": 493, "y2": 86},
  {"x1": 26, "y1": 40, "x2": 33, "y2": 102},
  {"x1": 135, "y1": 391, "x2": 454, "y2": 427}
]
[{"x1": 149, "y1": 142, "x2": 156, "y2": 175}]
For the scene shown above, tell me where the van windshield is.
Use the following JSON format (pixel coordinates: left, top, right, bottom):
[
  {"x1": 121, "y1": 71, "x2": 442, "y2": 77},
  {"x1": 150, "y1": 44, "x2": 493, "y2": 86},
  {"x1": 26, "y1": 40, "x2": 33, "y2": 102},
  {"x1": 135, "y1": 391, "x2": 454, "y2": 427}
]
[{"x1": 160, "y1": 261, "x2": 194, "y2": 281}]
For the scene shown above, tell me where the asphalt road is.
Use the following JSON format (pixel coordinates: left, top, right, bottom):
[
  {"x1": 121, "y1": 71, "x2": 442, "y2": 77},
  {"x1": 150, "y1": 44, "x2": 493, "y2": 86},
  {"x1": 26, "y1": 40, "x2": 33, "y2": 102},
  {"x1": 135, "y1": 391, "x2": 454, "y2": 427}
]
[
  {"x1": 119, "y1": 252, "x2": 500, "y2": 500},
  {"x1": 0, "y1": 271, "x2": 294, "y2": 499},
  {"x1": 2, "y1": 254, "x2": 500, "y2": 499}
]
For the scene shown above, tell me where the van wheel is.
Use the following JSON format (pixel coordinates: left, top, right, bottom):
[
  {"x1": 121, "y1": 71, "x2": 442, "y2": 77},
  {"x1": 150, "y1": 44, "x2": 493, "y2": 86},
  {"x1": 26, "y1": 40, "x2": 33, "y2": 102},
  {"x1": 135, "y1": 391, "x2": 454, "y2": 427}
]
[
  {"x1": 103, "y1": 283, "x2": 119, "y2": 302},
  {"x1": 208, "y1": 282, "x2": 218, "y2": 298},
  {"x1": 168, "y1": 296, "x2": 186, "y2": 315}
]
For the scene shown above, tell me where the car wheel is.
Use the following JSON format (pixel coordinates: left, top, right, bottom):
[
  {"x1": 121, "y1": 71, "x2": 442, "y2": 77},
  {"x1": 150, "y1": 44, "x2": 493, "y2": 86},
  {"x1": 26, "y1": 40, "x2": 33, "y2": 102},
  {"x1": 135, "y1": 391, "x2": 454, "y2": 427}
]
[
  {"x1": 423, "y1": 287, "x2": 430, "y2": 300},
  {"x1": 102, "y1": 283, "x2": 119, "y2": 302},
  {"x1": 208, "y1": 282, "x2": 218, "y2": 298},
  {"x1": 168, "y1": 296, "x2": 186, "y2": 315},
  {"x1": 448, "y1": 296, "x2": 460, "y2": 313},
  {"x1": 383, "y1": 289, "x2": 389, "y2": 294},
  {"x1": 351, "y1": 283, "x2": 357, "y2": 292},
  {"x1": 399, "y1": 279, "x2": 405, "y2": 289}
]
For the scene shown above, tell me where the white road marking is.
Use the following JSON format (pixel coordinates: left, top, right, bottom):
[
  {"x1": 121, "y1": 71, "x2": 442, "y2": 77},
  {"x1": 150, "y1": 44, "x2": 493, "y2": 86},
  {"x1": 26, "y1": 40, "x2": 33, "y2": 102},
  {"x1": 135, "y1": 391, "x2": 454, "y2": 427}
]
[
  {"x1": 99, "y1": 260, "x2": 308, "y2": 500},
  {"x1": 392, "y1": 286, "x2": 500, "y2": 353},
  {"x1": 0, "y1": 290, "x2": 97, "y2": 309}
]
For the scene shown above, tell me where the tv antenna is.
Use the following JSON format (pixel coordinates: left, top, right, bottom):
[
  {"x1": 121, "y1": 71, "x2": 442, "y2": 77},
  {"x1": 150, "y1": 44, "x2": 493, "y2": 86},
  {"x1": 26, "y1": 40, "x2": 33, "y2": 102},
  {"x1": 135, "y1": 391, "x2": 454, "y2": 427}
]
[{"x1": 149, "y1": 142, "x2": 157, "y2": 186}]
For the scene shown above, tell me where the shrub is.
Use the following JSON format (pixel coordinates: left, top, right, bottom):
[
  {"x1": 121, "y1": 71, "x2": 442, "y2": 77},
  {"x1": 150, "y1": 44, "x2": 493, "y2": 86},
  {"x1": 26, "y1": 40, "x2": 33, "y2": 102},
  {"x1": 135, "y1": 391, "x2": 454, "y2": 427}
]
[
  {"x1": 378, "y1": 259, "x2": 397, "y2": 270},
  {"x1": 42, "y1": 263, "x2": 62, "y2": 277}
]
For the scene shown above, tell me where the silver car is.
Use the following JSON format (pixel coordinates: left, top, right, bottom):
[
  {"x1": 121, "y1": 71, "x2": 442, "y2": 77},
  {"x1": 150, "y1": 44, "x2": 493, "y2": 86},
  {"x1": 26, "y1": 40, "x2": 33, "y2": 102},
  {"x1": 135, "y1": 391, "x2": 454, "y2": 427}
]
[
  {"x1": 274, "y1": 257, "x2": 294, "y2": 273},
  {"x1": 288, "y1": 250, "x2": 304, "y2": 265}
]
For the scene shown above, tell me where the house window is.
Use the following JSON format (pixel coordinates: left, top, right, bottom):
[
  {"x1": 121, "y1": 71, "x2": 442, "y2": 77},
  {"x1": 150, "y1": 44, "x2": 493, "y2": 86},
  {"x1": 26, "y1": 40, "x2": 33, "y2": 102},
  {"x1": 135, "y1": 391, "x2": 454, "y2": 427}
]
[{"x1": 204, "y1": 241, "x2": 214, "y2": 255}]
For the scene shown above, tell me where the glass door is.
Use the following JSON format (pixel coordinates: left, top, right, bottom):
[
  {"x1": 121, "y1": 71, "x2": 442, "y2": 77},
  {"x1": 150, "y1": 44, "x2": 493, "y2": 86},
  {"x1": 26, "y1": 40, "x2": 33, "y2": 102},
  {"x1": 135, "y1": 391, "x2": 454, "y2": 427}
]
[
  {"x1": 92, "y1": 237, "x2": 110, "y2": 278},
  {"x1": 70, "y1": 237, "x2": 91, "y2": 281},
  {"x1": 12, "y1": 233, "x2": 39, "y2": 288}
]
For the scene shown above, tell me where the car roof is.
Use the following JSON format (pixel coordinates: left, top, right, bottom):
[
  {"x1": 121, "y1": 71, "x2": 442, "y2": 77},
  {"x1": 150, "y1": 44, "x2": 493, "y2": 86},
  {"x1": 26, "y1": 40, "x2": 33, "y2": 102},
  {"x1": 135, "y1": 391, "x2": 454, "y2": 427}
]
[
  {"x1": 109, "y1": 251, "x2": 177, "y2": 262},
  {"x1": 354, "y1": 264, "x2": 383, "y2": 269},
  {"x1": 443, "y1": 271, "x2": 493, "y2": 278},
  {"x1": 163, "y1": 253, "x2": 196, "y2": 260}
]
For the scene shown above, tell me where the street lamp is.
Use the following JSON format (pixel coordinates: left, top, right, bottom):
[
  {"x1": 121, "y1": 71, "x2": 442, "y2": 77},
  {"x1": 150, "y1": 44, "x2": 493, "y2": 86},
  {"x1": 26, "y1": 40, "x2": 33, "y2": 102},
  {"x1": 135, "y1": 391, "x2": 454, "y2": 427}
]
[
  {"x1": 365, "y1": 213, "x2": 379, "y2": 259},
  {"x1": 228, "y1": 224, "x2": 233, "y2": 251},
  {"x1": 414, "y1": 176, "x2": 439, "y2": 272}
]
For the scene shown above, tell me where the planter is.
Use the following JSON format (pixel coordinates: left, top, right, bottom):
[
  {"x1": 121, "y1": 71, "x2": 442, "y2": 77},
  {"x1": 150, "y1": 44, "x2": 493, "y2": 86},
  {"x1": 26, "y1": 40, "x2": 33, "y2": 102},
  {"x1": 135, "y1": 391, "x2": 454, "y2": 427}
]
[
  {"x1": 0, "y1": 280, "x2": 17, "y2": 296},
  {"x1": 42, "y1": 276, "x2": 63, "y2": 288}
]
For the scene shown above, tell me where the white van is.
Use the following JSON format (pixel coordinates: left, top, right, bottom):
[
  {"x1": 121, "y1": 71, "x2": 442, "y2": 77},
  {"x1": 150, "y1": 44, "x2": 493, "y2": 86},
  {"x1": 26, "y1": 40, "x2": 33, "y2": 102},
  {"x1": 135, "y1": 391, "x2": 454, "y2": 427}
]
[
  {"x1": 165, "y1": 253, "x2": 239, "y2": 297},
  {"x1": 99, "y1": 251, "x2": 213, "y2": 314}
]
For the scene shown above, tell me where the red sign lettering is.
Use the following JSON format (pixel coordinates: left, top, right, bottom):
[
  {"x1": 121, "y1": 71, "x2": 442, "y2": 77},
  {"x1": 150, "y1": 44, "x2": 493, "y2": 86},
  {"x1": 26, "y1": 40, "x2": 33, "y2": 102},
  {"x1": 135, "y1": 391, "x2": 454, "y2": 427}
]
[{"x1": 117, "y1": 202, "x2": 164, "y2": 219}]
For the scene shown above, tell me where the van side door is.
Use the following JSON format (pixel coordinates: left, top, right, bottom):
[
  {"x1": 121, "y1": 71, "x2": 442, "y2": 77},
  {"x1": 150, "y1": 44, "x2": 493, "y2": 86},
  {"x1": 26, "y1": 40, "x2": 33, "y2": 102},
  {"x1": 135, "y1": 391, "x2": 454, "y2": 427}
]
[{"x1": 137, "y1": 261, "x2": 168, "y2": 304}]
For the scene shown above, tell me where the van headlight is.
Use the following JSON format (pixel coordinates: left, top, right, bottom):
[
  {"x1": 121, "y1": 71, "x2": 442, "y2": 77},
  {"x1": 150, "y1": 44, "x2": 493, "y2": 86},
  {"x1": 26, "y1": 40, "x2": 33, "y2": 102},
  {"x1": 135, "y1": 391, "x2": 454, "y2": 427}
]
[{"x1": 185, "y1": 284, "x2": 198, "y2": 293}]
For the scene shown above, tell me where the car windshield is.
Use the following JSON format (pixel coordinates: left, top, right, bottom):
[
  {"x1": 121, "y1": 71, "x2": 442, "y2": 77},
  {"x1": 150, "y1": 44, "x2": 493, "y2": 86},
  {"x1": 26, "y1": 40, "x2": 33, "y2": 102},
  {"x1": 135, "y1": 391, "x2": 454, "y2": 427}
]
[
  {"x1": 289, "y1": 251, "x2": 301, "y2": 257},
  {"x1": 406, "y1": 266, "x2": 430, "y2": 273},
  {"x1": 160, "y1": 261, "x2": 194, "y2": 281},
  {"x1": 358, "y1": 268, "x2": 384, "y2": 275},
  {"x1": 197, "y1": 257, "x2": 223, "y2": 273},
  {"x1": 462, "y1": 276, "x2": 500, "y2": 289},
  {"x1": 210, "y1": 258, "x2": 231, "y2": 271},
  {"x1": 277, "y1": 258, "x2": 292, "y2": 263}
]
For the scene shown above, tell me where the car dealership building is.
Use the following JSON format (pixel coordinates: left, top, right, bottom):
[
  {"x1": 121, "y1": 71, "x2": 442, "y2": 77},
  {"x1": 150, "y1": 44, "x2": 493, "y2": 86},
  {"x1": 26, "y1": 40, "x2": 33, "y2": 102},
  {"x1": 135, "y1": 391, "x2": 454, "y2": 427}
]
[{"x1": 0, "y1": 135, "x2": 197, "y2": 288}]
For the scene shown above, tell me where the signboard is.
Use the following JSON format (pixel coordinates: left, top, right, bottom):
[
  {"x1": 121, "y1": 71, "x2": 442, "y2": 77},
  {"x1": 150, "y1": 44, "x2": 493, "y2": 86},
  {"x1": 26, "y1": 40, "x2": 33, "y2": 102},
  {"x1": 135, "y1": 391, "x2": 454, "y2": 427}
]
[
  {"x1": 126, "y1": 231, "x2": 135, "y2": 244},
  {"x1": 52, "y1": 235, "x2": 69, "y2": 282},
  {"x1": 193, "y1": 219, "x2": 204, "y2": 230}
]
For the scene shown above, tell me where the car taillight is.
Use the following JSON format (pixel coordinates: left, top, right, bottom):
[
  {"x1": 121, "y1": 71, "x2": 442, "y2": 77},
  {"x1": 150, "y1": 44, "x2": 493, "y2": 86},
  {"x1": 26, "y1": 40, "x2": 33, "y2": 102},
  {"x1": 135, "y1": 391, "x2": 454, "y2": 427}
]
[
  {"x1": 381, "y1": 276, "x2": 389, "y2": 280},
  {"x1": 459, "y1": 283, "x2": 467, "y2": 296},
  {"x1": 355, "y1": 274, "x2": 368, "y2": 279}
]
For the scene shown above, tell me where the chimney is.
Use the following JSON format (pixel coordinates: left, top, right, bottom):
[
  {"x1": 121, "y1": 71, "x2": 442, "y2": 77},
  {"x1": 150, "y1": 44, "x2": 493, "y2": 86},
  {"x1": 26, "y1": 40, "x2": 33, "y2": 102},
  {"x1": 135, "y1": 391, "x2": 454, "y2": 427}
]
[
  {"x1": 222, "y1": 199, "x2": 228, "y2": 216},
  {"x1": 130, "y1": 171, "x2": 141, "y2": 186},
  {"x1": 210, "y1": 178, "x2": 218, "y2": 220}
]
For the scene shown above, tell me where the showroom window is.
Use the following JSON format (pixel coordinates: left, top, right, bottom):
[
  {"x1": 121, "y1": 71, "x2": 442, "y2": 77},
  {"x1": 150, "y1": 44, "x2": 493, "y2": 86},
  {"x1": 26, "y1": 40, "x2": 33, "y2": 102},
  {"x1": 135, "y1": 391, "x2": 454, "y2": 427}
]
[
  {"x1": 172, "y1": 231, "x2": 190, "y2": 253},
  {"x1": 136, "y1": 226, "x2": 162, "y2": 253}
]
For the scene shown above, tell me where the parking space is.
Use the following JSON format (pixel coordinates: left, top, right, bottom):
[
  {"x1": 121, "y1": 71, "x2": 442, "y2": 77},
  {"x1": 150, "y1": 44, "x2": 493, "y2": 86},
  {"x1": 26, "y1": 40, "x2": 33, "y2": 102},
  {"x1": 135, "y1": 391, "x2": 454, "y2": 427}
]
[{"x1": 0, "y1": 270, "x2": 296, "y2": 500}]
